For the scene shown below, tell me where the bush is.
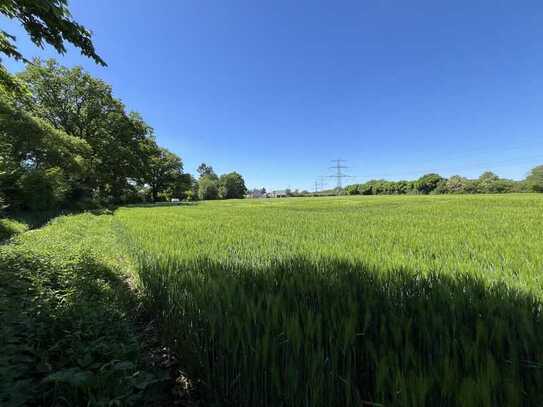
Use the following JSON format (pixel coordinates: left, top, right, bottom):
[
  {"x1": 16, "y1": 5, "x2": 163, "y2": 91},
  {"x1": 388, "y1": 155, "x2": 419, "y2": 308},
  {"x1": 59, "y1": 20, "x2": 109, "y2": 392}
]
[
  {"x1": 0, "y1": 214, "x2": 170, "y2": 406},
  {"x1": 345, "y1": 185, "x2": 360, "y2": 195}
]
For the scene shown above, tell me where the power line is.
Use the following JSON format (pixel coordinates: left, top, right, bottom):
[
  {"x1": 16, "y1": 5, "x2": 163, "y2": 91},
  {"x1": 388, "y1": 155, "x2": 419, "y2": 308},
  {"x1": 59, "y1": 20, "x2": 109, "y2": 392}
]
[
  {"x1": 308, "y1": 152, "x2": 541, "y2": 192},
  {"x1": 313, "y1": 177, "x2": 329, "y2": 193},
  {"x1": 318, "y1": 176, "x2": 328, "y2": 191},
  {"x1": 328, "y1": 159, "x2": 354, "y2": 189}
]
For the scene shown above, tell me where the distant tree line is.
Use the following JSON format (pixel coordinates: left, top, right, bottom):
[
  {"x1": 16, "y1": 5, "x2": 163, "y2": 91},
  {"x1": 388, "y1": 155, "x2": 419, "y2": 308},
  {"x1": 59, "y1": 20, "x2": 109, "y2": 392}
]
[
  {"x1": 345, "y1": 168, "x2": 543, "y2": 196},
  {"x1": 0, "y1": 60, "x2": 247, "y2": 211}
]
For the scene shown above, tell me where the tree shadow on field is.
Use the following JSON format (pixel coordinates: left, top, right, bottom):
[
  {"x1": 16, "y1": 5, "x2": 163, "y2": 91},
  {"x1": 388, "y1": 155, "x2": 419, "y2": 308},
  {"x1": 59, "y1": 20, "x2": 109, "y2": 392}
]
[
  {"x1": 4, "y1": 209, "x2": 66, "y2": 228},
  {"x1": 0, "y1": 247, "x2": 175, "y2": 406},
  {"x1": 138, "y1": 255, "x2": 543, "y2": 407}
]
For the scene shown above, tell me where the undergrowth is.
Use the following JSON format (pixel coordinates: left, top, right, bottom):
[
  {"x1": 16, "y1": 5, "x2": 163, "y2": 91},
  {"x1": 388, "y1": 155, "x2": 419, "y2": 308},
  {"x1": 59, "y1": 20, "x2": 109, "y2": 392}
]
[
  {"x1": 0, "y1": 213, "x2": 169, "y2": 406},
  {"x1": 0, "y1": 218, "x2": 28, "y2": 241}
]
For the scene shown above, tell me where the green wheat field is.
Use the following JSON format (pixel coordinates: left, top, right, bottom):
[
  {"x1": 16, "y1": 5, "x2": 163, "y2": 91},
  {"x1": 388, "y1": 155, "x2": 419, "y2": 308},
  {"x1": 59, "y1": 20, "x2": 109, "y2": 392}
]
[
  {"x1": 117, "y1": 194, "x2": 543, "y2": 406},
  {"x1": 5, "y1": 194, "x2": 543, "y2": 406}
]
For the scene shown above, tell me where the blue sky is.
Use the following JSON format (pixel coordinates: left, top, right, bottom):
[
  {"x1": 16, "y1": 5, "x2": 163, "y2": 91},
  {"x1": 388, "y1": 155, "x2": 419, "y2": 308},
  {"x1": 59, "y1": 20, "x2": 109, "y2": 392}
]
[{"x1": 3, "y1": 0, "x2": 543, "y2": 191}]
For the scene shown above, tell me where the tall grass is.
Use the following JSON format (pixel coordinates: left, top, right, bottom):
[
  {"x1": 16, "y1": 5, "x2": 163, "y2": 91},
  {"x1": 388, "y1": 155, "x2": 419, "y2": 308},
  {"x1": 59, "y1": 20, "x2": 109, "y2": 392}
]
[
  {"x1": 116, "y1": 194, "x2": 543, "y2": 406},
  {"x1": 0, "y1": 217, "x2": 28, "y2": 241}
]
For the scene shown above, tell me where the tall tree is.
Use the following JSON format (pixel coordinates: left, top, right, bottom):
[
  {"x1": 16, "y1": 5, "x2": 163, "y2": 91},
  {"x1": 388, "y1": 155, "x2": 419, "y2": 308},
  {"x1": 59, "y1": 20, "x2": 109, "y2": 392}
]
[
  {"x1": 526, "y1": 165, "x2": 543, "y2": 192},
  {"x1": 0, "y1": 87, "x2": 90, "y2": 209},
  {"x1": 415, "y1": 173, "x2": 445, "y2": 194},
  {"x1": 197, "y1": 163, "x2": 218, "y2": 180},
  {"x1": 18, "y1": 59, "x2": 152, "y2": 203},
  {"x1": 198, "y1": 176, "x2": 219, "y2": 200},
  {"x1": 143, "y1": 143, "x2": 184, "y2": 202},
  {"x1": 218, "y1": 172, "x2": 247, "y2": 199},
  {"x1": 167, "y1": 173, "x2": 194, "y2": 200},
  {"x1": 445, "y1": 176, "x2": 476, "y2": 194},
  {"x1": 0, "y1": 0, "x2": 105, "y2": 65},
  {"x1": 477, "y1": 171, "x2": 500, "y2": 193}
]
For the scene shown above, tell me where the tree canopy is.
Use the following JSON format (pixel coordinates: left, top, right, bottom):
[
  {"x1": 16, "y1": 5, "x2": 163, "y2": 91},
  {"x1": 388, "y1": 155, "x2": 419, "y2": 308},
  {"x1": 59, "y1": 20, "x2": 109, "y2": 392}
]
[
  {"x1": 197, "y1": 163, "x2": 218, "y2": 180},
  {"x1": 415, "y1": 173, "x2": 445, "y2": 194},
  {"x1": 1, "y1": 60, "x2": 249, "y2": 209},
  {"x1": 345, "y1": 170, "x2": 533, "y2": 196},
  {"x1": 195, "y1": 164, "x2": 248, "y2": 201},
  {"x1": 526, "y1": 165, "x2": 543, "y2": 192},
  {"x1": 0, "y1": 60, "x2": 191, "y2": 210},
  {"x1": 198, "y1": 176, "x2": 219, "y2": 200},
  {"x1": 0, "y1": 88, "x2": 91, "y2": 209},
  {"x1": 219, "y1": 172, "x2": 247, "y2": 199},
  {"x1": 143, "y1": 144, "x2": 184, "y2": 202},
  {"x1": 0, "y1": 0, "x2": 105, "y2": 65}
]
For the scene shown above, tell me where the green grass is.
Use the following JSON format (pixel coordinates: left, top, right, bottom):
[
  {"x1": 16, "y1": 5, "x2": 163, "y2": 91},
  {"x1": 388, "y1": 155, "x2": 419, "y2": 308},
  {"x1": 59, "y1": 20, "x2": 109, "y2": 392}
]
[
  {"x1": 115, "y1": 194, "x2": 543, "y2": 406},
  {"x1": 0, "y1": 217, "x2": 28, "y2": 241},
  {"x1": 0, "y1": 209, "x2": 69, "y2": 242}
]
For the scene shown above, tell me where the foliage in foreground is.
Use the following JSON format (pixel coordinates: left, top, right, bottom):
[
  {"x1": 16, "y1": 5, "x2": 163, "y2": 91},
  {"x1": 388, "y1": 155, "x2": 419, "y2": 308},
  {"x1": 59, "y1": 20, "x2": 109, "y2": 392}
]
[
  {"x1": 117, "y1": 194, "x2": 543, "y2": 406},
  {"x1": 0, "y1": 213, "x2": 168, "y2": 406},
  {"x1": 0, "y1": 0, "x2": 105, "y2": 66}
]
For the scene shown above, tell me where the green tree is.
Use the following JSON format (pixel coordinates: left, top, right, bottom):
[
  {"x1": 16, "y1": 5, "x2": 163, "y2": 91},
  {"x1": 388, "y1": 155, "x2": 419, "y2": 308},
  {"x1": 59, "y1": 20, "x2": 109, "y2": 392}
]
[
  {"x1": 197, "y1": 163, "x2": 218, "y2": 180},
  {"x1": 345, "y1": 184, "x2": 360, "y2": 195},
  {"x1": 198, "y1": 176, "x2": 219, "y2": 200},
  {"x1": 143, "y1": 144, "x2": 184, "y2": 202},
  {"x1": 445, "y1": 176, "x2": 472, "y2": 194},
  {"x1": 477, "y1": 171, "x2": 500, "y2": 193},
  {"x1": 0, "y1": 88, "x2": 90, "y2": 209},
  {"x1": 18, "y1": 167, "x2": 69, "y2": 210},
  {"x1": 526, "y1": 165, "x2": 543, "y2": 192},
  {"x1": 218, "y1": 172, "x2": 247, "y2": 199},
  {"x1": 167, "y1": 173, "x2": 195, "y2": 200},
  {"x1": 0, "y1": 0, "x2": 105, "y2": 65},
  {"x1": 18, "y1": 60, "x2": 152, "y2": 203},
  {"x1": 415, "y1": 173, "x2": 445, "y2": 194}
]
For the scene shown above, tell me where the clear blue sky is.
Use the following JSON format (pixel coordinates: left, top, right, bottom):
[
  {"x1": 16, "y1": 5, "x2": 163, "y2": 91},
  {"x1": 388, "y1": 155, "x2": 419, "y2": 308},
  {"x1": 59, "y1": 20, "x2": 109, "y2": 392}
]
[{"x1": 3, "y1": 0, "x2": 543, "y2": 191}]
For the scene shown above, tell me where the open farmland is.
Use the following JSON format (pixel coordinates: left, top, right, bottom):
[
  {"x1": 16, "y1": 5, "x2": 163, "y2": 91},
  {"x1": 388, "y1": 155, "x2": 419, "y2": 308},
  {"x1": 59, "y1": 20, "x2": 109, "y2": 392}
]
[{"x1": 114, "y1": 194, "x2": 543, "y2": 406}]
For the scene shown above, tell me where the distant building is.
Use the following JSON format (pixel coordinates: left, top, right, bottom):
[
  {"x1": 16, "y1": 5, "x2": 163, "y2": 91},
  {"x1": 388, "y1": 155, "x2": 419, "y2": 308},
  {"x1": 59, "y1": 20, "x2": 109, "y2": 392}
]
[
  {"x1": 248, "y1": 189, "x2": 267, "y2": 198},
  {"x1": 247, "y1": 188, "x2": 290, "y2": 198},
  {"x1": 247, "y1": 188, "x2": 268, "y2": 198},
  {"x1": 269, "y1": 190, "x2": 288, "y2": 198}
]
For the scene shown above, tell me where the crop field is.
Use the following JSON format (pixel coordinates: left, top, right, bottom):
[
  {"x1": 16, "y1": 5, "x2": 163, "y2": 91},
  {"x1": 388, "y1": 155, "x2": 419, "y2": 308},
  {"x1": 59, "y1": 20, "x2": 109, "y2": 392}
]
[
  {"x1": 4, "y1": 195, "x2": 542, "y2": 406},
  {"x1": 114, "y1": 194, "x2": 543, "y2": 406}
]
